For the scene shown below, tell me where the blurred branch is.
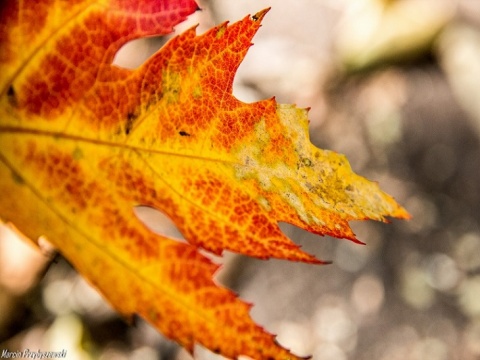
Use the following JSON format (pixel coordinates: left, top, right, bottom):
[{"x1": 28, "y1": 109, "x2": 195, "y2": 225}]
[
  {"x1": 334, "y1": 0, "x2": 455, "y2": 73},
  {"x1": 0, "y1": 221, "x2": 56, "y2": 340}
]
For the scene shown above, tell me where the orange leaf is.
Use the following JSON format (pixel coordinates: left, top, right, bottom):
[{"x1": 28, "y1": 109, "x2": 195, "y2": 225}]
[{"x1": 0, "y1": 1, "x2": 409, "y2": 359}]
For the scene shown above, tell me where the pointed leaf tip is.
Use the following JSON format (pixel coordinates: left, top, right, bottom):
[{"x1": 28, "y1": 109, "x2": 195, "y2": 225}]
[{"x1": 251, "y1": 8, "x2": 270, "y2": 22}]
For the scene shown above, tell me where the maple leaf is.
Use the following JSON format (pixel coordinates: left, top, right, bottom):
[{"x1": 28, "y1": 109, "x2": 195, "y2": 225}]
[{"x1": 0, "y1": 0, "x2": 409, "y2": 359}]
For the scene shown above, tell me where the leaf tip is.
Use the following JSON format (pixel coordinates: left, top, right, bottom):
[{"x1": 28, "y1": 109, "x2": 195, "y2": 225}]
[
  {"x1": 272, "y1": 337, "x2": 312, "y2": 360},
  {"x1": 395, "y1": 206, "x2": 412, "y2": 220},
  {"x1": 251, "y1": 8, "x2": 270, "y2": 22},
  {"x1": 319, "y1": 260, "x2": 333, "y2": 265},
  {"x1": 350, "y1": 237, "x2": 367, "y2": 245}
]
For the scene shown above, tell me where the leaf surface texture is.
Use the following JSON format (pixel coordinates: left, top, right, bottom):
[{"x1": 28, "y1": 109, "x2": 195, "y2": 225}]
[{"x1": 0, "y1": 1, "x2": 409, "y2": 358}]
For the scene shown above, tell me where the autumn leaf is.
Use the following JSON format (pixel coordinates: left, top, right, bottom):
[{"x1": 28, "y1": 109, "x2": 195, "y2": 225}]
[{"x1": 0, "y1": 0, "x2": 409, "y2": 359}]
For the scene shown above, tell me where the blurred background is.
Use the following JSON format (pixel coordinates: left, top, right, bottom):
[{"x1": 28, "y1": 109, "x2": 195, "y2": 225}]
[{"x1": 2, "y1": 0, "x2": 480, "y2": 359}]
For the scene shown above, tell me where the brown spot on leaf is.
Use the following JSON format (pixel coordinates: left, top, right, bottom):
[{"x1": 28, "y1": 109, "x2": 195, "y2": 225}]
[
  {"x1": 125, "y1": 112, "x2": 137, "y2": 135},
  {"x1": 7, "y1": 85, "x2": 17, "y2": 106}
]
